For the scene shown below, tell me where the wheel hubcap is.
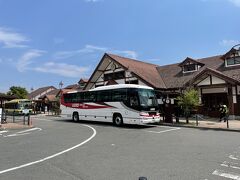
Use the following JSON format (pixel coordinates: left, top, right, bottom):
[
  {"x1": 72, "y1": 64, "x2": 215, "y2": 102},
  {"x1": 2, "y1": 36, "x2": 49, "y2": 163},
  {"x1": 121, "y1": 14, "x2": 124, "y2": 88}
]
[
  {"x1": 74, "y1": 115, "x2": 78, "y2": 121},
  {"x1": 115, "y1": 117, "x2": 121, "y2": 124}
]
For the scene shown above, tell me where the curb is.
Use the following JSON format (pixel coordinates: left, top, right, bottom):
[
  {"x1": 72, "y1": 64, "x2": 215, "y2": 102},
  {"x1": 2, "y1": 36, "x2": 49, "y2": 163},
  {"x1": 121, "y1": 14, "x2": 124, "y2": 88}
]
[{"x1": 158, "y1": 123, "x2": 240, "y2": 133}]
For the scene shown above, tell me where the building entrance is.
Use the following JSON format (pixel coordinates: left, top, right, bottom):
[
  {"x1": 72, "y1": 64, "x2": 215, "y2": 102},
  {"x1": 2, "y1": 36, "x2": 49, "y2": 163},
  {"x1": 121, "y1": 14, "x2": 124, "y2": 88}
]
[{"x1": 201, "y1": 93, "x2": 228, "y2": 117}]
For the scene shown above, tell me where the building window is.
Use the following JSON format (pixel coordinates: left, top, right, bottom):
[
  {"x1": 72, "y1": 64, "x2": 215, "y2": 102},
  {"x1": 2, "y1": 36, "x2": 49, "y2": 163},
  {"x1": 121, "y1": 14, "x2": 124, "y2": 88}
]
[
  {"x1": 127, "y1": 80, "x2": 138, "y2": 84},
  {"x1": 226, "y1": 57, "x2": 240, "y2": 67},
  {"x1": 104, "y1": 71, "x2": 125, "y2": 81},
  {"x1": 183, "y1": 64, "x2": 197, "y2": 73}
]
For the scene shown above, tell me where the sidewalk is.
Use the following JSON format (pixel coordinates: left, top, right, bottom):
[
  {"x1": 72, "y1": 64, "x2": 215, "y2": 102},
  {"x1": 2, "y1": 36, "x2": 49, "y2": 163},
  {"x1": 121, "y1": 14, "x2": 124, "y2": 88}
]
[
  {"x1": 0, "y1": 122, "x2": 33, "y2": 130},
  {"x1": 160, "y1": 117, "x2": 240, "y2": 132}
]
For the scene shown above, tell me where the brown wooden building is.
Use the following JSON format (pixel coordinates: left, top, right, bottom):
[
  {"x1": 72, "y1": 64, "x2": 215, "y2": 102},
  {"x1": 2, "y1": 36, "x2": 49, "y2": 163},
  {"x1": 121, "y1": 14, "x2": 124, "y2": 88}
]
[{"x1": 84, "y1": 45, "x2": 240, "y2": 119}]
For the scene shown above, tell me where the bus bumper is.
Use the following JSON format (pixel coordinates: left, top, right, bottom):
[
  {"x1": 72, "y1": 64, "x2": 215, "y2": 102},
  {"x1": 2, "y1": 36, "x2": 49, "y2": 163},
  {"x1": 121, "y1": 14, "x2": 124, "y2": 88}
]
[{"x1": 139, "y1": 116, "x2": 160, "y2": 124}]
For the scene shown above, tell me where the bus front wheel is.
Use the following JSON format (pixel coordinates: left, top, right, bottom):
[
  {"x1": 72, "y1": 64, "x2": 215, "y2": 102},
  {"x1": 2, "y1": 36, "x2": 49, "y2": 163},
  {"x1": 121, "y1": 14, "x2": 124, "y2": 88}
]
[
  {"x1": 73, "y1": 112, "x2": 79, "y2": 122},
  {"x1": 113, "y1": 114, "x2": 123, "y2": 126}
]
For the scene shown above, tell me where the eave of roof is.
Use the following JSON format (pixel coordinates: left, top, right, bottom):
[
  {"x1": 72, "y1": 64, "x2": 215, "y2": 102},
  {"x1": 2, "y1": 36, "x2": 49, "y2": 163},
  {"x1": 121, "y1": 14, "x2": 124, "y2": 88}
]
[{"x1": 186, "y1": 67, "x2": 240, "y2": 86}]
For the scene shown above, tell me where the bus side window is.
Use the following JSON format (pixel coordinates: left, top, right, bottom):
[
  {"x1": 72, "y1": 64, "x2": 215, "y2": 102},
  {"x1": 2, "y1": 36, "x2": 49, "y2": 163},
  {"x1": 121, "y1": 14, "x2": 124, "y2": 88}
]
[
  {"x1": 64, "y1": 94, "x2": 72, "y2": 103},
  {"x1": 97, "y1": 90, "x2": 112, "y2": 102},
  {"x1": 84, "y1": 91, "x2": 96, "y2": 102},
  {"x1": 112, "y1": 89, "x2": 127, "y2": 102},
  {"x1": 76, "y1": 92, "x2": 84, "y2": 102}
]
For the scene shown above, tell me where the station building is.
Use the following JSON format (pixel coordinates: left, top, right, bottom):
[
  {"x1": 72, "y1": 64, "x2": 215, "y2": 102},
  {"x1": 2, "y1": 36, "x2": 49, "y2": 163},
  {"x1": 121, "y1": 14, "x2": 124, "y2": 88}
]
[{"x1": 84, "y1": 45, "x2": 240, "y2": 119}]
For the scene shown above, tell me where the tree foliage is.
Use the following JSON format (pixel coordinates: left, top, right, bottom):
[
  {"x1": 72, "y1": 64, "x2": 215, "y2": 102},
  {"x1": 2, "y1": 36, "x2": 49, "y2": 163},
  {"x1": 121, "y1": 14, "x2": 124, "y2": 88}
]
[
  {"x1": 176, "y1": 88, "x2": 200, "y2": 123},
  {"x1": 7, "y1": 86, "x2": 28, "y2": 99}
]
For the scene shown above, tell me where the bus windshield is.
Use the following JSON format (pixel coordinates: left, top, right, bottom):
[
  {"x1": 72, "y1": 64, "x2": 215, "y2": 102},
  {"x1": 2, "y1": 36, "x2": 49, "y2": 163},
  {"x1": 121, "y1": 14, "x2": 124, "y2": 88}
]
[
  {"x1": 138, "y1": 89, "x2": 158, "y2": 108},
  {"x1": 19, "y1": 101, "x2": 32, "y2": 109}
]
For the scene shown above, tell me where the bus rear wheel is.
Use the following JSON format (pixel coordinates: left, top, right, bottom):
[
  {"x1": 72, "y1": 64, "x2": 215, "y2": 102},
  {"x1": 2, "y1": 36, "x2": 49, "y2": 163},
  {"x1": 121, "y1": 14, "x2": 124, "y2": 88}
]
[
  {"x1": 72, "y1": 112, "x2": 79, "y2": 122},
  {"x1": 113, "y1": 114, "x2": 123, "y2": 126}
]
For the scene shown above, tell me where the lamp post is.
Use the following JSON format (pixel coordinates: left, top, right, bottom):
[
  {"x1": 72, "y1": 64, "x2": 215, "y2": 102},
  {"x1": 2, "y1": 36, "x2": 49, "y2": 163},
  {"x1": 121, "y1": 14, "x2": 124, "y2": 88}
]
[
  {"x1": 59, "y1": 81, "x2": 63, "y2": 90},
  {"x1": 58, "y1": 81, "x2": 64, "y2": 115}
]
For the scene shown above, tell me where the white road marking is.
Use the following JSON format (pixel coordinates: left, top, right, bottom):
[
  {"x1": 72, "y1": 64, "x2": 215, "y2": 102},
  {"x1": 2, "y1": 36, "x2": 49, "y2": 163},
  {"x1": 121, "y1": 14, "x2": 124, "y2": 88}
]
[
  {"x1": 4, "y1": 133, "x2": 30, "y2": 137},
  {"x1": 0, "y1": 124, "x2": 97, "y2": 175},
  {"x1": 16, "y1": 127, "x2": 42, "y2": 134},
  {"x1": 212, "y1": 169, "x2": 240, "y2": 179},
  {"x1": 221, "y1": 161, "x2": 240, "y2": 170},
  {"x1": 229, "y1": 155, "x2": 240, "y2": 160},
  {"x1": 2, "y1": 127, "x2": 42, "y2": 138},
  {"x1": 145, "y1": 127, "x2": 181, "y2": 134},
  {"x1": 0, "y1": 130, "x2": 8, "y2": 134}
]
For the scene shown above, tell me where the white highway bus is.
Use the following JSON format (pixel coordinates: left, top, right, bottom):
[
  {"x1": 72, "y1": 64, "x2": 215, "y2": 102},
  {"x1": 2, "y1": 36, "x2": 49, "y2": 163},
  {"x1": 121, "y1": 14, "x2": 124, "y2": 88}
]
[{"x1": 61, "y1": 84, "x2": 160, "y2": 126}]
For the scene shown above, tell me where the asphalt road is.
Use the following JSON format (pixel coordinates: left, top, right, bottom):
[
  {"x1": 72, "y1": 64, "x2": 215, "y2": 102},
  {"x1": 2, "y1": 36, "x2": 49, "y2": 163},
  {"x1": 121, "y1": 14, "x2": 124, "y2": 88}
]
[{"x1": 0, "y1": 115, "x2": 240, "y2": 180}]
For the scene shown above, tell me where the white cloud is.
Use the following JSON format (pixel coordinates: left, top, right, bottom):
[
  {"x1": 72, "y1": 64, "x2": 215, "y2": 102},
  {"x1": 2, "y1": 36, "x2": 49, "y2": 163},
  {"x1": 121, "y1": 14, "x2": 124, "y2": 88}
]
[
  {"x1": 202, "y1": 0, "x2": 240, "y2": 7},
  {"x1": 54, "y1": 44, "x2": 108, "y2": 59},
  {"x1": 85, "y1": 0, "x2": 102, "y2": 2},
  {"x1": 85, "y1": 44, "x2": 108, "y2": 51},
  {"x1": 228, "y1": 0, "x2": 240, "y2": 7},
  {"x1": 147, "y1": 58, "x2": 161, "y2": 63},
  {"x1": 219, "y1": 39, "x2": 240, "y2": 47},
  {"x1": 17, "y1": 49, "x2": 46, "y2": 72},
  {"x1": 54, "y1": 44, "x2": 138, "y2": 59},
  {"x1": 34, "y1": 62, "x2": 89, "y2": 78},
  {"x1": 111, "y1": 50, "x2": 138, "y2": 59},
  {"x1": 0, "y1": 27, "x2": 29, "y2": 48}
]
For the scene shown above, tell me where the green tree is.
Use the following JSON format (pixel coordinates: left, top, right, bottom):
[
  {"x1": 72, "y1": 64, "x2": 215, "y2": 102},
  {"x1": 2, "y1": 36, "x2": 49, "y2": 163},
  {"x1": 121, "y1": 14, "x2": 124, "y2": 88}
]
[
  {"x1": 176, "y1": 88, "x2": 200, "y2": 123},
  {"x1": 7, "y1": 86, "x2": 28, "y2": 99}
]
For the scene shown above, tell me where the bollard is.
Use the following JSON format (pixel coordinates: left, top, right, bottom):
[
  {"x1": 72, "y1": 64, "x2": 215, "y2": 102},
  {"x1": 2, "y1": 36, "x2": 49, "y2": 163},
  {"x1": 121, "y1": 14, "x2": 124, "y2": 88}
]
[
  {"x1": 23, "y1": 114, "x2": 26, "y2": 125},
  {"x1": 196, "y1": 114, "x2": 198, "y2": 126},
  {"x1": 227, "y1": 118, "x2": 229, "y2": 129},
  {"x1": 27, "y1": 115, "x2": 31, "y2": 126},
  {"x1": 13, "y1": 111, "x2": 15, "y2": 123}
]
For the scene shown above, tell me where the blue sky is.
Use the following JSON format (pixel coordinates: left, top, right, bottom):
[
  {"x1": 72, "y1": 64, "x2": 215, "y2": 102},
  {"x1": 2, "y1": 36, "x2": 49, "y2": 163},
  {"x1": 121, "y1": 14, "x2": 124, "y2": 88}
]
[{"x1": 0, "y1": 0, "x2": 239, "y2": 92}]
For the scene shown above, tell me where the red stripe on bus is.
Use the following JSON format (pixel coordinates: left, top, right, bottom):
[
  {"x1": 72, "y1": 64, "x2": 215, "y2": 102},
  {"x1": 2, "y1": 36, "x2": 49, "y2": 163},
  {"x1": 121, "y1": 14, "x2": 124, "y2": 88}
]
[{"x1": 62, "y1": 102, "x2": 114, "y2": 109}]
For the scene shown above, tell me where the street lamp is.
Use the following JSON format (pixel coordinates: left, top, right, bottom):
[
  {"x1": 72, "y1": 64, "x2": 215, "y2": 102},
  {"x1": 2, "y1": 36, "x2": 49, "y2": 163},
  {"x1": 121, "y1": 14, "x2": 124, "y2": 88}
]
[{"x1": 59, "y1": 81, "x2": 63, "y2": 90}]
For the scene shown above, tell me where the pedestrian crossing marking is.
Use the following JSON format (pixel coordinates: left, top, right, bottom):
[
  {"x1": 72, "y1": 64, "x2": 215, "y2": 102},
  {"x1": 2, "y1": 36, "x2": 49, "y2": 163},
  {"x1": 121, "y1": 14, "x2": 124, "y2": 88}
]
[{"x1": 212, "y1": 169, "x2": 240, "y2": 179}]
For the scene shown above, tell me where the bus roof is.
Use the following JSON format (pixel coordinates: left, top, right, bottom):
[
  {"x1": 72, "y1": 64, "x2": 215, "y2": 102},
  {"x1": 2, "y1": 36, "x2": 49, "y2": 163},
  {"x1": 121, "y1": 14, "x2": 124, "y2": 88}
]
[
  {"x1": 90, "y1": 84, "x2": 153, "y2": 91},
  {"x1": 5, "y1": 99, "x2": 31, "y2": 103},
  {"x1": 64, "y1": 84, "x2": 154, "y2": 94}
]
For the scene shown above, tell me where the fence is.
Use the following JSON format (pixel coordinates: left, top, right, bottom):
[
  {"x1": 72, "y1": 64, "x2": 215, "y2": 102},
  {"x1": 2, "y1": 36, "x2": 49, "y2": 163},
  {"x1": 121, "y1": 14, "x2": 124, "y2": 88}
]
[{"x1": 1, "y1": 110, "x2": 31, "y2": 126}]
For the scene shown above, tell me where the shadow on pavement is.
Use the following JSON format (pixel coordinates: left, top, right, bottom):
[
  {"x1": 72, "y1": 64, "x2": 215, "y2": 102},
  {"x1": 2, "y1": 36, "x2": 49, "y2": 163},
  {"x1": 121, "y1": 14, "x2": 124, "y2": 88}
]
[{"x1": 46, "y1": 118, "x2": 157, "y2": 129}]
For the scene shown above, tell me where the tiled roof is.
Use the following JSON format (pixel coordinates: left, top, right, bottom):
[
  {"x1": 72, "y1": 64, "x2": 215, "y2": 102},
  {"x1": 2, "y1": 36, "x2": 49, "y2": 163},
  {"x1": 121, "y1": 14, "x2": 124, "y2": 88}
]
[
  {"x1": 45, "y1": 94, "x2": 58, "y2": 102},
  {"x1": 64, "y1": 84, "x2": 79, "y2": 89},
  {"x1": 46, "y1": 89, "x2": 61, "y2": 95},
  {"x1": 107, "y1": 53, "x2": 166, "y2": 89},
  {"x1": 178, "y1": 57, "x2": 205, "y2": 67},
  {"x1": 27, "y1": 86, "x2": 56, "y2": 99},
  {"x1": 0, "y1": 93, "x2": 18, "y2": 100},
  {"x1": 85, "y1": 52, "x2": 240, "y2": 90},
  {"x1": 157, "y1": 55, "x2": 240, "y2": 89},
  {"x1": 78, "y1": 78, "x2": 89, "y2": 83},
  {"x1": 39, "y1": 89, "x2": 61, "y2": 99}
]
